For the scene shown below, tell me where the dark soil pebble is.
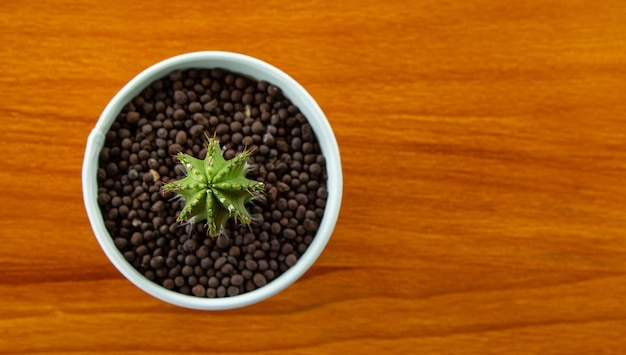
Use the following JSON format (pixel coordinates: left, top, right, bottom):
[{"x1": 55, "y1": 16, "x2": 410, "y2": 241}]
[{"x1": 97, "y1": 68, "x2": 328, "y2": 298}]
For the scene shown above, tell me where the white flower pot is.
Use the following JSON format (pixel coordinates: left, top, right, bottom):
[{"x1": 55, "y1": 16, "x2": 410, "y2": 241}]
[{"x1": 82, "y1": 51, "x2": 342, "y2": 310}]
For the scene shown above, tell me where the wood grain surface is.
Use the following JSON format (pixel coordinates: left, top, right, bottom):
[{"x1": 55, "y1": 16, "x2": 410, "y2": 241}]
[{"x1": 2, "y1": 0, "x2": 626, "y2": 353}]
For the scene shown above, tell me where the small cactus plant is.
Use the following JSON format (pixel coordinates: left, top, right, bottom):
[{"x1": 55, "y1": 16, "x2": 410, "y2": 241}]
[{"x1": 162, "y1": 133, "x2": 264, "y2": 237}]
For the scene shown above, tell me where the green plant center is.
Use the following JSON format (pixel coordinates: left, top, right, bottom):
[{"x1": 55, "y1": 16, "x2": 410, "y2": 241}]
[{"x1": 162, "y1": 135, "x2": 264, "y2": 237}]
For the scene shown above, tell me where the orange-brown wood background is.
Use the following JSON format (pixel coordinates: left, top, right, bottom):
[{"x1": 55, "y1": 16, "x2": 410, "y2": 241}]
[{"x1": 2, "y1": 0, "x2": 626, "y2": 353}]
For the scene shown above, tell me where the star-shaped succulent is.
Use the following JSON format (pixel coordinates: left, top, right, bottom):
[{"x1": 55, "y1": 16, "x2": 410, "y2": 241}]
[{"x1": 162, "y1": 134, "x2": 264, "y2": 237}]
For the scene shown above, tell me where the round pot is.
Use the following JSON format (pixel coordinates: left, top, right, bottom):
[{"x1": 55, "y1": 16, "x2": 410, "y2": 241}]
[{"x1": 82, "y1": 51, "x2": 342, "y2": 310}]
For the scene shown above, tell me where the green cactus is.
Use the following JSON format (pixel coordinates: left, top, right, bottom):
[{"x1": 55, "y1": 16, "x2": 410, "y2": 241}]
[{"x1": 162, "y1": 134, "x2": 265, "y2": 237}]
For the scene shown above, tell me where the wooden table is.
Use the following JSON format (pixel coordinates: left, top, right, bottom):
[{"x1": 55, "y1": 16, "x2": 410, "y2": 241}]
[{"x1": 2, "y1": 0, "x2": 626, "y2": 353}]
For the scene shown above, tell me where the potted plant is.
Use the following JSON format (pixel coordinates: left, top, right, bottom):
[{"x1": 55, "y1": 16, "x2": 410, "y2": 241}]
[{"x1": 82, "y1": 51, "x2": 342, "y2": 310}]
